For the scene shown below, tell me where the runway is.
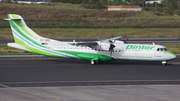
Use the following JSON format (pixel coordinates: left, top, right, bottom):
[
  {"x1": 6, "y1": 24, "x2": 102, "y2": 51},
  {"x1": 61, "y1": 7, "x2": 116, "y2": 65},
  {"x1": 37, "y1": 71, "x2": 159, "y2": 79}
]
[
  {"x1": 1, "y1": 57, "x2": 180, "y2": 101},
  {"x1": 0, "y1": 57, "x2": 180, "y2": 87}
]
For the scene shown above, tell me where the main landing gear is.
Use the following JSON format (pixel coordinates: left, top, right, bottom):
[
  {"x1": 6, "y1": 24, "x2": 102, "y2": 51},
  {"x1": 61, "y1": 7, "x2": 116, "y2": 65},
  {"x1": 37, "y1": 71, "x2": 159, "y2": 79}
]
[
  {"x1": 91, "y1": 60, "x2": 96, "y2": 65},
  {"x1": 91, "y1": 59, "x2": 103, "y2": 65},
  {"x1": 162, "y1": 61, "x2": 167, "y2": 66}
]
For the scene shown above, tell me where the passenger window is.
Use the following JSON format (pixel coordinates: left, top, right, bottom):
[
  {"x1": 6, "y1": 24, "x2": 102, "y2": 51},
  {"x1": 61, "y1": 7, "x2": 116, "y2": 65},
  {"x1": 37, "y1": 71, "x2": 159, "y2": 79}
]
[
  {"x1": 157, "y1": 48, "x2": 159, "y2": 51},
  {"x1": 161, "y1": 48, "x2": 163, "y2": 51}
]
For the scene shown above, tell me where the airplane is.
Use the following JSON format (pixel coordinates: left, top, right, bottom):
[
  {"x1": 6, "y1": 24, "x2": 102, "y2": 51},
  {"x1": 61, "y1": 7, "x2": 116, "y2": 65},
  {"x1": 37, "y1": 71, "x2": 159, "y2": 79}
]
[{"x1": 5, "y1": 14, "x2": 176, "y2": 65}]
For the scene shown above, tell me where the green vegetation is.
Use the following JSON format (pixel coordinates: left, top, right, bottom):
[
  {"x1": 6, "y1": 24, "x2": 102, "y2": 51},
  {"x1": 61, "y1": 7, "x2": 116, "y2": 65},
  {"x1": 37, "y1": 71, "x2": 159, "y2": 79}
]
[
  {"x1": 50, "y1": 0, "x2": 180, "y2": 15},
  {"x1": 2, "y1": 13, "x2": 180, "y2": 28},
  {"x1": 0, "y1": 45, "x2": 36, "y2": 55},
  {"x1": 162, "y1": 44, "x2": 180, "y2": 54},
  {"x1": 0, "y1": 2, "x2": 179, "y2": 54},
  {"x1": 0, "y1": 28, "x2": 180, "y2": 38},
  {"x1": 32, "y1": 28, "x2": 180, "y2": 38},
  {"x1": 1, "y1": 3, "x2": 180, "y2": 28}
]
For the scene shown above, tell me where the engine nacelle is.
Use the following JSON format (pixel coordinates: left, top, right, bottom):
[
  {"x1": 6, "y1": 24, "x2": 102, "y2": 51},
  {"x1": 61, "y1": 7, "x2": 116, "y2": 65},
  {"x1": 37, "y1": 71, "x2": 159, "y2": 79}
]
[
  {"x1": 90, "y1": 43, "x2": 110, "y2": 50},
  {"x1": 114, "y1": 40, "x2": 124, "y2": 44},
  {"x1": 99, "y1": 43, "x2": 110, "y2": 50}
]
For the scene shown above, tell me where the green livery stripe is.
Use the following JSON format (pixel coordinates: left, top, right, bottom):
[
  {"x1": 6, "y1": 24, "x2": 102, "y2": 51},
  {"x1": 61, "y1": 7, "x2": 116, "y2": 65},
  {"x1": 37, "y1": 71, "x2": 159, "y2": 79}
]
[
  {"x1": 15, "y1": 35, "x2": 112, "y2": 61},
  {"x1": 14, "y1": 36, "x2": 47, "y2": 55},
  {"x1": 9, "y1": 14, "x2": 37, "y2": 39},
  {"x1": 14, "y1": 20, "x2": 37, "y2": 39},
  {"x1": 9, "y1": 19, "x2": 76, "y2": 58},
  {"x1": 11, "y1": 14, "x2": 19, "y2": 19},
  {"x1": 8, "y1": 15, "x2": 77, "y2": 58},
  {"x1": 9, "y1": 18, "x2": 47, "y2": 48},
  {"x1": 8, "y1": 15, "x2": 21, "y2": 43},
  {"x1": 14, "y1": 36, "x2": 64, "y2": 58},
  {"x1": 58, "y1": 50, "x2": 114, "y2": 61},
  {"x1": 162, "y1": 51, "x2": 175, "y2": 56}
]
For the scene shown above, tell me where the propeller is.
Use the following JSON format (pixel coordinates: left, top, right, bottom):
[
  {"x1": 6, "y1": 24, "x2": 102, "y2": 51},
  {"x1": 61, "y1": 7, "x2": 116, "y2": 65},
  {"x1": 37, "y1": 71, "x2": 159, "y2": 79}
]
[
  {"x1": 100, "y1": 36, "x2": 124, "y2": 56},
  {"x1": 108, "y1": 39, "x2": 116, "y2": 56},
  {"x1": 109, "y1": 43, "x2": 115, "y2": 56}
]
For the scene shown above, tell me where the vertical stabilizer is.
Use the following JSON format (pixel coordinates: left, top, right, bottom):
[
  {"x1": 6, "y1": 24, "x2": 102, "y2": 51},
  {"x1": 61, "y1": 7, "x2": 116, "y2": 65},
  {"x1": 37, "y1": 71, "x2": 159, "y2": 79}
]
[
  {"x1": 7, "y1": 14, "x2": 44, "y2": 43},
  {"x1": 5, "y1": 14, "x2": 75, "y2": 58}
]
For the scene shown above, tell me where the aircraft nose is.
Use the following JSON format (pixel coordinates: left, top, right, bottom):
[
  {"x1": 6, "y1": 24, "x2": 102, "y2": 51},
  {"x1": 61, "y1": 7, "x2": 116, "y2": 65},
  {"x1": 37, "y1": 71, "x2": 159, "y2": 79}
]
[
  {"x1": 172, "y1": 54, "x2": 176, "y2": 59},
  {"x1": 169, "y1": 54, "x2": 176, "y2": 60},
  {"x1": 167, "y1": 51, "x2": 176, "y2": 59}
]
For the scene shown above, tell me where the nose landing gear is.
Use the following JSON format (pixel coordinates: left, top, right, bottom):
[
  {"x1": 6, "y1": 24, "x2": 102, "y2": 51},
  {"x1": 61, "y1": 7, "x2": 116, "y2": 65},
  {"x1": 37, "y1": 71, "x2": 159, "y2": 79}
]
[{"x1": 162, "y1": 61, "x2": 167, "y2": 66}]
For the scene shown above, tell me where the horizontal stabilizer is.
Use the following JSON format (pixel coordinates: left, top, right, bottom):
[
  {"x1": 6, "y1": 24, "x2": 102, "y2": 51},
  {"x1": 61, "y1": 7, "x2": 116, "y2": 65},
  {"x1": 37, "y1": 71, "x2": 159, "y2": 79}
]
[
  {"x1": 3, "y1": 18, "x2": 24, "y2": 20},
  {"x1": 7, "y1": 43, "x2": 31, "y2": 52}
]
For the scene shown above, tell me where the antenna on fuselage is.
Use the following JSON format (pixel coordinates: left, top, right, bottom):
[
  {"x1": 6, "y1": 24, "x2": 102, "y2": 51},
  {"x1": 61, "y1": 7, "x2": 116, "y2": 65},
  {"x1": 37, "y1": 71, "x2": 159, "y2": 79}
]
[{"x1": 153, "y1": 42, "x2": 155, "y2": 45}]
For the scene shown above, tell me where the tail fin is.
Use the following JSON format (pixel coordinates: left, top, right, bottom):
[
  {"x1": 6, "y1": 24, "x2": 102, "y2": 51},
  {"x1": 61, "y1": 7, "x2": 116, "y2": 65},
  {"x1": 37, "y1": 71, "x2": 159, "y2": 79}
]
[
  {"x1": 6, "y1": 14, "x2": 45, "y2": 43},
  {"x1": 5, "y1": 14, "x2": 78, "y2": 58}
]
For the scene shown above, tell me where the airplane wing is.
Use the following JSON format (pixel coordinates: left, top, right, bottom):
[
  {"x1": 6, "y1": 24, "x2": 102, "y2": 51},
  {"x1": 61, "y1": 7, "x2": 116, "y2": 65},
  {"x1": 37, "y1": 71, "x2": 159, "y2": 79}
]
[
  {"x1": 71, "y1": 41, "x2": 98, "y2": 46},
  {"x1": 101, "y1": 36, "x2": 124, "y2": 43},
  {"x1": 108, "y1": 36, "x2": 124, "y2": 40}
]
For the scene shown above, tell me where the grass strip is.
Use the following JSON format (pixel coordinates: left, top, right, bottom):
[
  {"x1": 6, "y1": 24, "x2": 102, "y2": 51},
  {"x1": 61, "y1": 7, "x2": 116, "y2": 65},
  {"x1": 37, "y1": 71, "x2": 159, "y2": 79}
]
[
  {"x1": 0, "y1": 28, "x2": 180, "y2": 38},
  {"x1": 0, "y1": 45, "x2": 36, "y2": 55}
]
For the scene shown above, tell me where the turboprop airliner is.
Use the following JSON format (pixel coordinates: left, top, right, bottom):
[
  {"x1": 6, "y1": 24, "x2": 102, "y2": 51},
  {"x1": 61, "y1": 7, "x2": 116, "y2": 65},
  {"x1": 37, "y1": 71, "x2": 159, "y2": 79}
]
[{"x1": 5, "y1": 14, "x2": 176, "y2": 65}]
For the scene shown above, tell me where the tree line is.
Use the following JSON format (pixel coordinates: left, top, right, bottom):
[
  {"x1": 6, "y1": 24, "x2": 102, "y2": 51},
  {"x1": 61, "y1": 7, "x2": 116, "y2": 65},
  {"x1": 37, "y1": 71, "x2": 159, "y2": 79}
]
[
  {"x1": 51, "y1": 0, "x2": 179, "y2": 14},
  {"x1": 51, "y1": 0, "x2": 179, "y2": 5}
]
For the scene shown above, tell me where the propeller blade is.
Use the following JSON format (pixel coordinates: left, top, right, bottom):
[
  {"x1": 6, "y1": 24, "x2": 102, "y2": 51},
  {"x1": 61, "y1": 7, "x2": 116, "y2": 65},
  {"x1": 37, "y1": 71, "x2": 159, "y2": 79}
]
[{"x1": 109, "y1": 44, "x2": 115, "y2": 56}]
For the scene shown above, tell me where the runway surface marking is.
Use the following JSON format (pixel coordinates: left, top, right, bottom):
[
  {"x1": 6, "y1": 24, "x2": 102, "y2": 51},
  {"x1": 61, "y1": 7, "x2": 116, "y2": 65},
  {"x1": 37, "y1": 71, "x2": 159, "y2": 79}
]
[{"x1": 0, "y1": 83, "x2": 61, "y2": 101}]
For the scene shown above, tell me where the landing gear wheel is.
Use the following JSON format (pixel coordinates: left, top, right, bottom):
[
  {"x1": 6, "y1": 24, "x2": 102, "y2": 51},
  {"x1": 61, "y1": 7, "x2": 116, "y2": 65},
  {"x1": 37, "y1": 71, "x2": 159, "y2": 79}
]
[
  {"x1": 91, "y1": 60, "x2": 96, "y2": 65},
  {"x1": 162, "y1": 61, "x2": 167, "y2": 66}
]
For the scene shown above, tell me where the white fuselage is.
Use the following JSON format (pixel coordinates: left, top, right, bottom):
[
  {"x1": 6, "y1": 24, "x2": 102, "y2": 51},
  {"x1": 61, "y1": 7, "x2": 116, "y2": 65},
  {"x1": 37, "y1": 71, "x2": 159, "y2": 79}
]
[{"x1": 41, "y1": 41, "x2": 175, "y2": 62}]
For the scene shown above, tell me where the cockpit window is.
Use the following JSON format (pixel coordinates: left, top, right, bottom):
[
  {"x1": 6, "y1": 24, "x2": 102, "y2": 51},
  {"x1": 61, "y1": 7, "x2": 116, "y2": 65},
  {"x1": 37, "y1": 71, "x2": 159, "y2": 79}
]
[
  {"x1": 163, "y1": 48, "x2": 168, "y2": 51},
  {"x1": 157, "y1": 48, "x2": 168, "y2": 51}
]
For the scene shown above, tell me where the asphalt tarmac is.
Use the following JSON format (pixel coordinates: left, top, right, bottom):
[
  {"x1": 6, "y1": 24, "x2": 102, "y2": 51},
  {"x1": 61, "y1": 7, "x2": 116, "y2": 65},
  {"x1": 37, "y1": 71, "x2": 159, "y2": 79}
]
[
  {"x1": 0, "y1": 57, "x2": 180, "y2": 87},
  {"x1": 0, "y1": 57, "x2": 180, "y2": 101}
]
